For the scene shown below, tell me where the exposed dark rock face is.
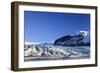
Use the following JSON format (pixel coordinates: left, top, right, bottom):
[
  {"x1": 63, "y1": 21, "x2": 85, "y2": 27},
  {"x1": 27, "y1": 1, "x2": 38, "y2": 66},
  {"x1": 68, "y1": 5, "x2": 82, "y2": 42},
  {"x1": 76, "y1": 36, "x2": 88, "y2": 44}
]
[
  {"x1": 54, "y1": 35, "x2": 72, "y2": 45},
  {"x1": 53, "y1": 34, "x2": 84, "y2": 46}
]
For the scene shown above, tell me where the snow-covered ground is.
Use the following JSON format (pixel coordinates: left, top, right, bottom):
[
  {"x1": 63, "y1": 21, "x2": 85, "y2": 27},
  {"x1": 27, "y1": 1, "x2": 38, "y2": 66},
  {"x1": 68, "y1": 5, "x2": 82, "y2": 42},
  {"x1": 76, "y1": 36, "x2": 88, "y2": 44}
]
[{"x1": 24, "y1": 43, "x2": 90, "y2": 61}]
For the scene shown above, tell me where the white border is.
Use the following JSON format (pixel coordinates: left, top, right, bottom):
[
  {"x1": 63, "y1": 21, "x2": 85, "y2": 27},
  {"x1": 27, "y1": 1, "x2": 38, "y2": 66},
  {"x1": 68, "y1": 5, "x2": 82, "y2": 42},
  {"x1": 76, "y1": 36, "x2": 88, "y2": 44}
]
[{"x1": 18, "y1": 5, "x2": 96, "y2": 68}]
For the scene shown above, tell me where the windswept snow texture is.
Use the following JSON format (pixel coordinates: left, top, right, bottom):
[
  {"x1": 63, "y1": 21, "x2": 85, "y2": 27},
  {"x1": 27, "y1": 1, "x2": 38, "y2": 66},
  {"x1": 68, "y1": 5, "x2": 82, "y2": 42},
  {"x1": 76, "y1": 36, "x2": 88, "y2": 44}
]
[{"x1": 24, "y1": 43, "x2": 90, "y2": 61}]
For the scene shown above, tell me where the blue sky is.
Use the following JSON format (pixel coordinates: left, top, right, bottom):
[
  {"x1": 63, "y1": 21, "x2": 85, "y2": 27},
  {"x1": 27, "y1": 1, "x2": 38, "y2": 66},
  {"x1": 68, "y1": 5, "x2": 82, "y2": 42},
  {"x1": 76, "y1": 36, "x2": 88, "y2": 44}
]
[{"x1": 24, "y1": 11, "x2": 90, "y2": 43}]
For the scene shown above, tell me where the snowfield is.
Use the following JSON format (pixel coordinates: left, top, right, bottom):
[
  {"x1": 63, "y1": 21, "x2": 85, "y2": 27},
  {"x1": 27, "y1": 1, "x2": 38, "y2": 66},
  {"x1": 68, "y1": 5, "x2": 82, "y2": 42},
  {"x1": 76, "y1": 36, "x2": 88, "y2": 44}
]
[{"x1": 24, "y1": 43, "x2": 90, "y2": 61}]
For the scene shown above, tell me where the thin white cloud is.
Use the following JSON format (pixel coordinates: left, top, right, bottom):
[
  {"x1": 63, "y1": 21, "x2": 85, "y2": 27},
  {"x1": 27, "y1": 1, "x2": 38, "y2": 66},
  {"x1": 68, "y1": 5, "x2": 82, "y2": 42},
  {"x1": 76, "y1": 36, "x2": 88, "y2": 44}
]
[{"x1": 79, "y1": 30, "x2": 88, "y2": 36}]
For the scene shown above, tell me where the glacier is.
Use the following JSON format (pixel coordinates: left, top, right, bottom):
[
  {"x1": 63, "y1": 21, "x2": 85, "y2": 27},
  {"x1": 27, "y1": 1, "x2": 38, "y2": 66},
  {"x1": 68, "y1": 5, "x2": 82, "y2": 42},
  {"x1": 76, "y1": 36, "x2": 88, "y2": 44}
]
[{"x1": 24, "y1": 42, "x2": 90, "y2": 61}]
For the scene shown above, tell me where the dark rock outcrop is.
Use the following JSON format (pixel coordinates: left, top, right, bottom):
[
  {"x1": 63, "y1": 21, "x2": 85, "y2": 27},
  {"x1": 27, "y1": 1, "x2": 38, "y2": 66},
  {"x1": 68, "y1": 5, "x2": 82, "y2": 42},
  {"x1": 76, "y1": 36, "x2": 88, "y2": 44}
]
[{"x1": 53, "y1": 34, "x2": 84, "y2": 46}]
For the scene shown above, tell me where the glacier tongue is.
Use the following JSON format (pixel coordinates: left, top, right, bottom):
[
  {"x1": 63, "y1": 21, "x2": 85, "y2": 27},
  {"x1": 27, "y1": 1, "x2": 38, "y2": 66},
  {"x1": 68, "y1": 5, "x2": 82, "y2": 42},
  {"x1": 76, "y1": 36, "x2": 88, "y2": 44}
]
[{"x1": 24, "y1": 43, "x2": 90, "y2": 59}]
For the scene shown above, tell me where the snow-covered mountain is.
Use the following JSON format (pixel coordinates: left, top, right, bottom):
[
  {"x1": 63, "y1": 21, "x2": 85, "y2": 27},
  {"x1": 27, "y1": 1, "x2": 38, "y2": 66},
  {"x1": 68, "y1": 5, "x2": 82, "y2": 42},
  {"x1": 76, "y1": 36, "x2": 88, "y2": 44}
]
[{"x1": 54, "y1": 31, "x2": 90, "y2": 46}]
